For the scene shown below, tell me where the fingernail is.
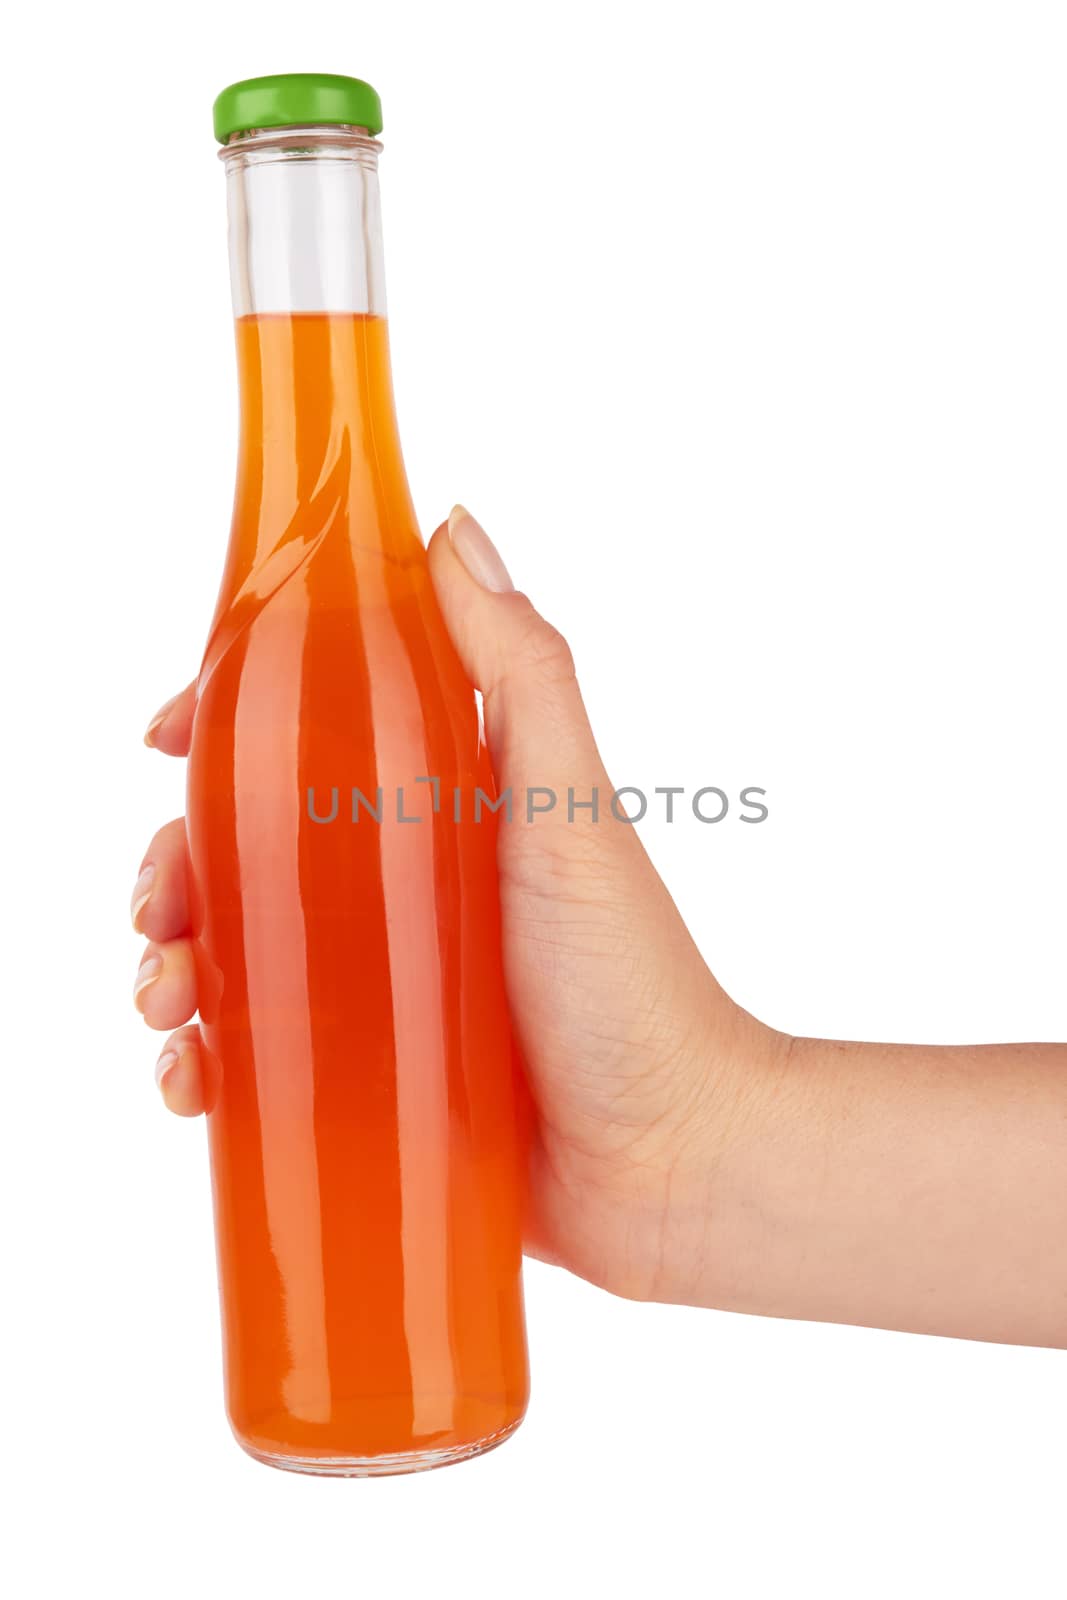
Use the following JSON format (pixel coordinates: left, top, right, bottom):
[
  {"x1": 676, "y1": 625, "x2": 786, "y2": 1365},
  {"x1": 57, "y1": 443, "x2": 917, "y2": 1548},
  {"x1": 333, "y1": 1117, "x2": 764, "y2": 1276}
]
[
  {"x1": 154, "y1": 1049, "x2": 179, "y2": 1090},
  {"x1": 144, "y1": 694, "x2": 179, "y2": 748},
  {"x1": 130, "y1": 864, "x2": 155, "y2": 931},
  {"x1": 134, "y1": 954, "x2": 162, "y2": 1008},
  {"x1": 448, "y1": 504, "x2": 514, "y2": 594}
]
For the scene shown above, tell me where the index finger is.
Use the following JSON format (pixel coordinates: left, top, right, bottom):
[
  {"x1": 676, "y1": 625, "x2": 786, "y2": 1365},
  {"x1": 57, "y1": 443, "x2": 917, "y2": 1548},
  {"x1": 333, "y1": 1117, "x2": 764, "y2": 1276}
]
[{"x1": 144, "y1": 681, "x2": 197, "y2": 756}]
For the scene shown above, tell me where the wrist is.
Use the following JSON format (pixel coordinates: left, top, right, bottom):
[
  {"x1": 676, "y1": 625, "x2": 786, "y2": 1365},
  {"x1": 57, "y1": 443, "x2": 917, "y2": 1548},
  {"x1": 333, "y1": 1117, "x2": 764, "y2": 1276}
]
[{"x1": 643, "y1": 1010, "x2": 804, "y2": 1311}]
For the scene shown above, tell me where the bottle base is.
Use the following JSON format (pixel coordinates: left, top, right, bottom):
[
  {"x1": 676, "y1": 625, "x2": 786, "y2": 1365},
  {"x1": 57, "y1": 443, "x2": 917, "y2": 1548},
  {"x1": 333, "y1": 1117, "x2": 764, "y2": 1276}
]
[{"x1": 237, "y1": 1415, "x2": 523, "y2": 1478}]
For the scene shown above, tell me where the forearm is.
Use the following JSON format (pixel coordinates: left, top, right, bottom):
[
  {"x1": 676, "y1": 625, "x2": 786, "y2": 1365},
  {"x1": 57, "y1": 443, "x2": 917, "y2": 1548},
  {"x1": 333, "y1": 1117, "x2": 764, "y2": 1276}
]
[{"x1": 675, "y1": 1029, "x2": 1067, "y2": 1347}]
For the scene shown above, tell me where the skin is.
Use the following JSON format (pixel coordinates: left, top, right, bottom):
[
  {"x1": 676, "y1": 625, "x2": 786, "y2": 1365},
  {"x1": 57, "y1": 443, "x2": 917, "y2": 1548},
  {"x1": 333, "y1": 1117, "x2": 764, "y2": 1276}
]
[{"x1": 133, "y1": 507, "x2": 1067, "y2": 1348}]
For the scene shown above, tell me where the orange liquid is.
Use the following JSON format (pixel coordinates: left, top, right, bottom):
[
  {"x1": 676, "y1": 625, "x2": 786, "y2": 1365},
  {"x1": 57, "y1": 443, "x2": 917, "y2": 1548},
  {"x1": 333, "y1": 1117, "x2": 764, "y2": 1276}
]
[{"x1": 186, "y1": 313, "x2": 528, "y2": 1473}]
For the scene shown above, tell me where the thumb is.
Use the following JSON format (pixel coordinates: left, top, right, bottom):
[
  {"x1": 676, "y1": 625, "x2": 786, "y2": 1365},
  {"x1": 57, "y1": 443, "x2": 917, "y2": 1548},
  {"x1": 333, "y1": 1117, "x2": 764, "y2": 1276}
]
[
  {"x1": 427, "y1": 505, "x2": 610, "y2": 811},
  {"x1": 428, "y1": 504, "x2": 735, "y2": 1194}
]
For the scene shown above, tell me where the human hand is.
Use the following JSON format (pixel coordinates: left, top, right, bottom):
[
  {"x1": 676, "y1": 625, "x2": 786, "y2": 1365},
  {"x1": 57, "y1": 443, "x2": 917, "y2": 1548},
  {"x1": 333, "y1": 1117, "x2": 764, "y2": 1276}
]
[
  {"x1": 133, "y1": 506, "x2": 1067, "y2": 1345},
  {"x1": 132, "y1": 505, "x2": 780, "y2": 1306}
]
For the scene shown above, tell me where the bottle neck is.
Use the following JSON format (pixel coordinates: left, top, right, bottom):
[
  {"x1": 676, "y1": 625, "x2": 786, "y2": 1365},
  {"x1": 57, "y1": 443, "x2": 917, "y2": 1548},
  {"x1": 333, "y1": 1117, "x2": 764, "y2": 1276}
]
[
  {"x1": 213, "y1": 126, "x2": 418, "y2": 606},
  {"x1": 221, "y1": 125, "x2": 386, "y2": 316}
]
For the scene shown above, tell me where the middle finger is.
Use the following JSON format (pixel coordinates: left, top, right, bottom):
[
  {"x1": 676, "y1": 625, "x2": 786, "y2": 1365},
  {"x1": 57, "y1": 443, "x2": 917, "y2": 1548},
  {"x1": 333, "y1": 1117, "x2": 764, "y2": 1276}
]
[{"x1": 131, "y1": 817, "x2": 190, "y2": 942}]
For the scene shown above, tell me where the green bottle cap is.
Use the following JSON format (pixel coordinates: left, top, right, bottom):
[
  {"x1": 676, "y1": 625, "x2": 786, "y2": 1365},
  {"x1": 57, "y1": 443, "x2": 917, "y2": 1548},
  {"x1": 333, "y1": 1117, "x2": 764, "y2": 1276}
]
[{"x1": 213, "y1": 73, "x2": 383, "y2": 143}]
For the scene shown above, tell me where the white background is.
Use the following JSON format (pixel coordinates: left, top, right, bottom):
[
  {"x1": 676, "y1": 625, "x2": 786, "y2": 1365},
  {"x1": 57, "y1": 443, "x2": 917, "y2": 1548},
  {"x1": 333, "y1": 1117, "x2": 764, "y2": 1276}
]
[{"x1": 4, "y1": 2, "x2": 1065, "y2": 1595}]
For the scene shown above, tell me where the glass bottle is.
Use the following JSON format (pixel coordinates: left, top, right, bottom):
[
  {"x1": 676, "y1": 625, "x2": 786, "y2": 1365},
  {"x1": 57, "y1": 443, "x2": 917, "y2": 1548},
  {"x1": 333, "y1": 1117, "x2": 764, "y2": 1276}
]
[{"x1": 185, "y1": 73, "x2": 529, "y2": 1476}]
